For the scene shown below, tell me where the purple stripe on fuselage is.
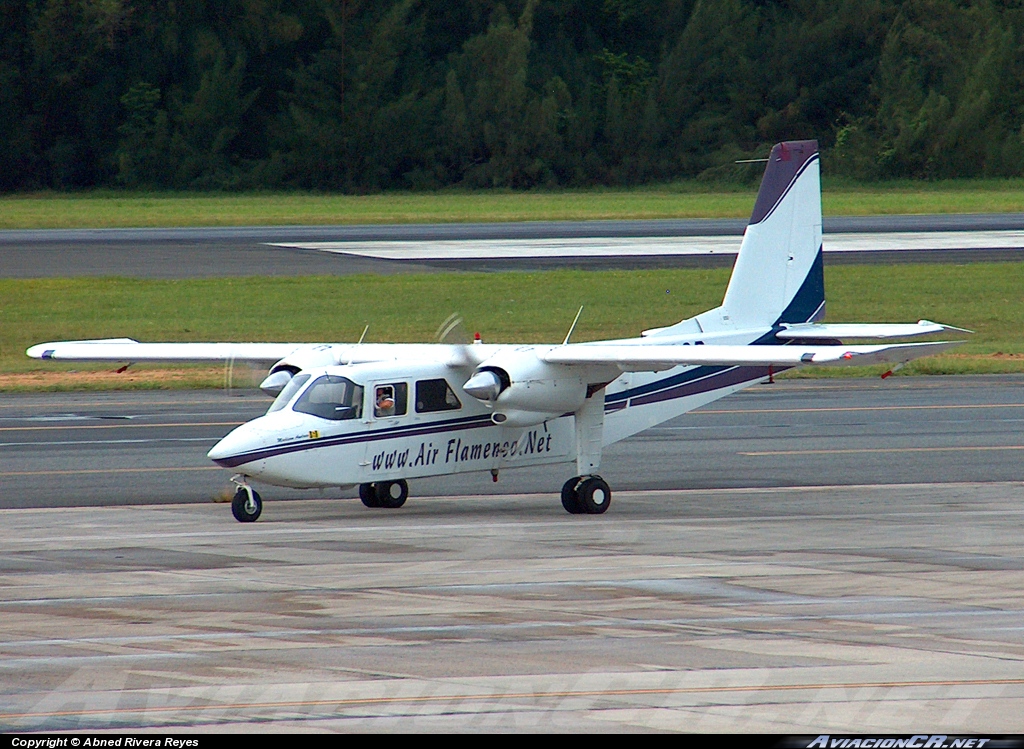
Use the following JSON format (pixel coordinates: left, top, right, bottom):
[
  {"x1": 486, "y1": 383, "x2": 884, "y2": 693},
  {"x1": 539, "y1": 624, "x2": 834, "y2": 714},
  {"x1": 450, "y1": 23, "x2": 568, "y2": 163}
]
[
  {"x1": 214, "y1": 364, "x2": 795, "y2": 469},
  {"x1": 628, "y1": 365, "x2": 791, "y2": 407},
  {"x1": 212, "y1": 413, "x2": 494, "y2": 468}
]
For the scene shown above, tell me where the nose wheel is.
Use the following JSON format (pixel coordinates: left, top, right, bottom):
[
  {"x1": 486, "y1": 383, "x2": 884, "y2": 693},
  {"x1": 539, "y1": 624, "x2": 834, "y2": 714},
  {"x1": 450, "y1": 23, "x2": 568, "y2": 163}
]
[
  {"x1": 560, "y1": 475, "x2": 611, "y2": 515},
  {"x1": 231, "y1": 485, "x2": 263, "y2": 522}
]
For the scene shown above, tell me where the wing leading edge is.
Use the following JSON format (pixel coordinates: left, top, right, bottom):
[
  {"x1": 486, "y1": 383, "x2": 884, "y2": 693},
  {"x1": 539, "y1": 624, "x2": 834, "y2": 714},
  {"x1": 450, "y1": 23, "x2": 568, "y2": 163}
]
[
  {"x1": 25, "y1": 340, "x2": 309, "y2": 364},
  {"x1": 28, "y1": 337, "x2": 963, "y2": 373}
]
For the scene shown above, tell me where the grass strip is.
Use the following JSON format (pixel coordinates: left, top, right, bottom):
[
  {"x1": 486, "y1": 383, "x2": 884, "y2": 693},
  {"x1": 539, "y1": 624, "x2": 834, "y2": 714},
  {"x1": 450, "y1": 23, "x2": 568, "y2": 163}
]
[
  {"x1": 3, "y1": 179, "x2": 1024, "y2": 229},
  {"x1": 2, "y1": 263, "x2": 1021, "y2": 390}
]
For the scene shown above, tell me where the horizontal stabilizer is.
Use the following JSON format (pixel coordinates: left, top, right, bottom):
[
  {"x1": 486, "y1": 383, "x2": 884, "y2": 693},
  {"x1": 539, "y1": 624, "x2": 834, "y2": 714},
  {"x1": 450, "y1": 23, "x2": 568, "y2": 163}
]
[
  {"x1": 777, "y1": 320, "x2": 971, "y2": 340},
  {"x1": 541, "y1": 341, "x2": 961, "y2": 371}
]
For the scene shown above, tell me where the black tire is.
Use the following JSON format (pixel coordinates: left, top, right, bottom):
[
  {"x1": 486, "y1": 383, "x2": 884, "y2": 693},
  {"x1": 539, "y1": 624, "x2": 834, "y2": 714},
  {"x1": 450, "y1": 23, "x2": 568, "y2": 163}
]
[
  {"x1": 561, "y1": 477, "x2": 584, "y2": 514},
  {"x1": 576, "y1": 476, "x2": 611, "y2": 514},
  {"x1": 231, "y1": 487, "x2": 262, "y2": 522},
  {"x1": 375, "y1": 479, "x2": 408, "y2": 509},
  {"x1": 359, "y1": 483, "x2": 380, "y2": 508}
]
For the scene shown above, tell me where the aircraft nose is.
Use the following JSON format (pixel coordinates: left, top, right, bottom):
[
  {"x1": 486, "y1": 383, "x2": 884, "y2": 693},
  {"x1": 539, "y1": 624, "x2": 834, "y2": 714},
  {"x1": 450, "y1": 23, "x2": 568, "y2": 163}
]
[{"x1": 208, "y1": 423, "x2": 265, "y2": 468}]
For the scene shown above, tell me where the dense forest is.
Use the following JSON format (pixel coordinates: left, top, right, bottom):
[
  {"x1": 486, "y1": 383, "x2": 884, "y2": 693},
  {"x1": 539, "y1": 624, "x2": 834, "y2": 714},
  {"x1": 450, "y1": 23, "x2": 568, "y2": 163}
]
[{"x1": 2, "y1": 0, "x2": 1024, "y2": 192}]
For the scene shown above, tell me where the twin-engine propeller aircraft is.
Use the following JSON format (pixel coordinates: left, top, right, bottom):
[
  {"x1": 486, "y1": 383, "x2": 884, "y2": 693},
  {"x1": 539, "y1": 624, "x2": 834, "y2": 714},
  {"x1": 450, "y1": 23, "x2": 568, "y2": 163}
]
[{"x1": 29, "y1": 140, "x2": 966, "y2": 522}]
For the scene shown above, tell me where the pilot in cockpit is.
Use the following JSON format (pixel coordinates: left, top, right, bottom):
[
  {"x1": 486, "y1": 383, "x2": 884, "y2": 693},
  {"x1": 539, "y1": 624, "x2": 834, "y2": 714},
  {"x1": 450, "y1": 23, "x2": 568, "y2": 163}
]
[{"x1": 375, "y1": 385, "x2": 396, "y2": 417}]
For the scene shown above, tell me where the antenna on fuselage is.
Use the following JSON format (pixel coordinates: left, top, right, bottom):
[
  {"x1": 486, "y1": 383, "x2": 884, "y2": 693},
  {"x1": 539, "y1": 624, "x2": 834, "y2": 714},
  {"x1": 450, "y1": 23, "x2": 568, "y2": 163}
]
[
  {"x1": 563, "y1": 306, "x2": 585, "y2": 345},
  {"x1": 341, "y1": 324, "x2": 370, "y2": 366}
]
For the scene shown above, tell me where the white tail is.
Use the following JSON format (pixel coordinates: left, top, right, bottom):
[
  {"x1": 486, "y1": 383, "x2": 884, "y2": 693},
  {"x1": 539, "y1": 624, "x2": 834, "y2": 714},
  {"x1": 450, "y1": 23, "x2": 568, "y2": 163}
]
[
  {"x1": 721, "y1": 140, "x2": 824, "y2": 328},
  {"x1": 648, "y1": 140, "x2": 826, "y2": 340}
]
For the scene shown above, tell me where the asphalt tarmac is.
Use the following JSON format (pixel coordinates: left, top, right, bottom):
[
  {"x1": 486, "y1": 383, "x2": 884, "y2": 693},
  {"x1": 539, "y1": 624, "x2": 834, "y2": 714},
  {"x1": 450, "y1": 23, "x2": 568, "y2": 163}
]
[
  {"x1": 5, "y1": 215, "x2": 1024, "y2": 730},
  {"x1": 3, "y1": 380, "x2": 1023, "y2": 732}
]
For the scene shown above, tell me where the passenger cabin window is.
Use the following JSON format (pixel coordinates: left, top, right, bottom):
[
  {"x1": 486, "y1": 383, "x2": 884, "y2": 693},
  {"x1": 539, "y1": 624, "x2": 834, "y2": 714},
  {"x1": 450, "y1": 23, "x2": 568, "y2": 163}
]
[
  {"x1": 374, "y1": 383, "x2": 408, "y2": 418},
  {"x1": 293, "y1": 375, "x2": 363, "y2": 421},
  {"x1": 415, "y1": 378, "x2": 462, "y2": 413}
]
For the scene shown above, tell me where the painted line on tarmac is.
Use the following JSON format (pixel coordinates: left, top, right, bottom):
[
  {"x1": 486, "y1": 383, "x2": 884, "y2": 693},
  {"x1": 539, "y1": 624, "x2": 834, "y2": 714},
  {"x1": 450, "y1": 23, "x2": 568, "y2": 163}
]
[
  {"x1": 5, "y1": 677, "x2": 1024, "y2": 722},
  {"x1": 0, "y1": 438, "x2": 219, "y2": 447},
  {"x1": 0, "y1": 466, "x2": 222, "y2": 477},
  {"x1": 1, "y1": 404, "x2": 1018, "y2": 431},
  {"x1": 0, "y1": 421, "x2": 242, "y2": 432},
  {"x1": 741, "y1": 445, "x2": 1024, "y2": 456},
  {"x1": 0, "y1": 397, "x2": 263, "y2": 409},
  {"x1": 700, "y1": 403, "x2": 1024, "y2": 415}
]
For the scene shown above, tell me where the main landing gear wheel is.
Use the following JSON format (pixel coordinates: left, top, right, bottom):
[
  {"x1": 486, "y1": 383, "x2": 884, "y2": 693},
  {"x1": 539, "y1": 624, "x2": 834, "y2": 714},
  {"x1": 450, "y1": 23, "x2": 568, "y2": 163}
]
[
  {"x1": 376, "y1": 479, "x2": 409, "y2": 509},
  {"x1": 561, "y1": 477, "x2": 585, "y2": 514},
  {"x1": 359, "y1": 480, "x2": 409, "y2": 509},
  {"x1": 231, "y1": 486, "x2": 262, "y2": 522},
  {"x1": 359, "y1": 483, "x2": 380, "y2": 508},
  {"x1": 560, "y1": 476, "x2": 611, "y2": 515},
  {"x1": 577, "y1": 476, "x2": 611, "y2": 514}
]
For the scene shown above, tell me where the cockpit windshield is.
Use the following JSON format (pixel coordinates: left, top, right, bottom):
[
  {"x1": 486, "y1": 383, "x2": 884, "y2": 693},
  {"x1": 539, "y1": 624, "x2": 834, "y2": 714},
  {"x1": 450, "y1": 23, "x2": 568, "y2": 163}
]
[
  {"x1": 267, "y1": 373, "x2": 309, "y2": 414},
  {"x1": 293, "y1": 374, "x2": 364, "y2": 421}
]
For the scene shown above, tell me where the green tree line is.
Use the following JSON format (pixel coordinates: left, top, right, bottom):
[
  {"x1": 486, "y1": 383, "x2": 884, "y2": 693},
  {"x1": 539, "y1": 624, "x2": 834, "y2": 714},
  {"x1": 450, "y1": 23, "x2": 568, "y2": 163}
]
[{"x1": 3, "y1": 0, "x2": 1024, "y2": 192}]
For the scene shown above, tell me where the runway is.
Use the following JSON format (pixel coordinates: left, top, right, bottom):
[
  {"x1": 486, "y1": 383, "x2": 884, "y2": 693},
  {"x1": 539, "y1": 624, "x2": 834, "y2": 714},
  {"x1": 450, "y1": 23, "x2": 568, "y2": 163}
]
[
  {"x1": 3, "y1": 214, "x2": 1024, "y2": 277},
  {"x1": 2, "y1": 377, "x2": 1023, "y2": 731},
  {"x1": 269, "y1": 229, "x2": 1024, "y2": 262}
]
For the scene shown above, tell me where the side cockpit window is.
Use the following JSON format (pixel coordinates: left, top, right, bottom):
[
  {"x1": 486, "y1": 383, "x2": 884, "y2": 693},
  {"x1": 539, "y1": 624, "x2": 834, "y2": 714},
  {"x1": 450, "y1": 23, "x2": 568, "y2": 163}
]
[
  {"x1": 415, "y1": 378, "x2": 462, "y2": 413},
  {"x1": 293, "y1": 375, "x2": 364, "y2": 421}
]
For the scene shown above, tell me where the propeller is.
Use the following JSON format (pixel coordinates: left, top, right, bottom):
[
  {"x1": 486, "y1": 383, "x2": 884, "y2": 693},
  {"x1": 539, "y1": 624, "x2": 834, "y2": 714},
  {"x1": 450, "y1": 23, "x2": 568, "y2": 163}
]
[
  {"x1": 436, "y1": 313, "x2": 470, "y2": 345},
  {"x1": 437, "y1": 313, "x2": 487, "y2": 368}
]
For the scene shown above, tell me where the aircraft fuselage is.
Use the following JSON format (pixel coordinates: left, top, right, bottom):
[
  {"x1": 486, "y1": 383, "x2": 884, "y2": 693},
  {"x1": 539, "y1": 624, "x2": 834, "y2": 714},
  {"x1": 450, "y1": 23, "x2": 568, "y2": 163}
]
[{"x1": 207, "y1": 348, "x2": 774, "y2": 489}]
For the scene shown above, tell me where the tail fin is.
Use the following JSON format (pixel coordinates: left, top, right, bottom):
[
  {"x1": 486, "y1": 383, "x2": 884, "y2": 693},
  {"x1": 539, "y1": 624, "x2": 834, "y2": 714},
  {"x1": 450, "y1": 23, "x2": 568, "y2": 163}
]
[{"x1": 720, "y1": 140, "x2": 824, "y2": 328}]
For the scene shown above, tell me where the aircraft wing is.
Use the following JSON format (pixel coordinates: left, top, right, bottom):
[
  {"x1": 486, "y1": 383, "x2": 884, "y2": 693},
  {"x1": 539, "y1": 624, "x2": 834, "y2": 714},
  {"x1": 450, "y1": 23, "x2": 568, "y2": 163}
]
[
  {"x1": 26, "y1": 339, "x2": 309, "y2": 364},
  {"x1": 25, "y1": 339, "x2": 495, "y2": 373},
  {"x1": 776, "y1": 320, "x2": 971, "y2": 340},
  {"x1": 540, "y1": 341, "x2": 961, "y2": 371}
]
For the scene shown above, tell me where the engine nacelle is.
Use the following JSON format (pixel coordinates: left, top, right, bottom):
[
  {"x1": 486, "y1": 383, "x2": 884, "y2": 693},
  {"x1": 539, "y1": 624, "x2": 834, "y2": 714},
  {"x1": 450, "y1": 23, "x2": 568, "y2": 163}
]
[
  {"x1": 269, "y1": 345, "x2": 339, "y2": 376},
  {"x1": 260, "y1": 345, "x2": 341, "y2": 395},
  {"x1": 465, "y1": 347, "x2": 588, "y2": 415}
]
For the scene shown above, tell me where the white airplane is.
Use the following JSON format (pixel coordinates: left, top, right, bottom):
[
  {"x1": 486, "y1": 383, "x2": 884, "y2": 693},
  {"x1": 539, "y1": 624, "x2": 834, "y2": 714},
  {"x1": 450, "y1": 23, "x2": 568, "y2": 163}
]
[{"x1": 28, "y1": 140, "x2": 965, "y2": 522}]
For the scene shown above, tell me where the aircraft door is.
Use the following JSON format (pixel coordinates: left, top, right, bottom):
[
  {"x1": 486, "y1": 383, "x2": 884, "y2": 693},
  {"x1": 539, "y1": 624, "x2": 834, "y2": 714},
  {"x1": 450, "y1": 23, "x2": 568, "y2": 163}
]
[{"x1": 363, "y1": 380, "x2": 413, "y2": 480}]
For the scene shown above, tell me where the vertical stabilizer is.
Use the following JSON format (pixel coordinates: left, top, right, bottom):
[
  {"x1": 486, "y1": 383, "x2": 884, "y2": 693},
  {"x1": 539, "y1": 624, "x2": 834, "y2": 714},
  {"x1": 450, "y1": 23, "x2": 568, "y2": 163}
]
[{"x1": 720, "y1": 140, "x2": 824, "y2": 328}]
